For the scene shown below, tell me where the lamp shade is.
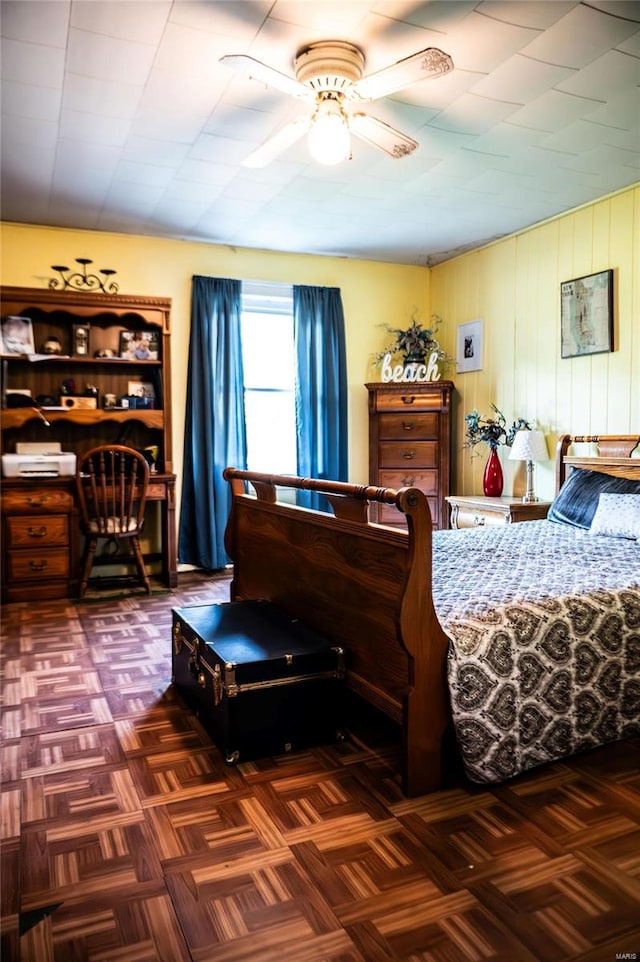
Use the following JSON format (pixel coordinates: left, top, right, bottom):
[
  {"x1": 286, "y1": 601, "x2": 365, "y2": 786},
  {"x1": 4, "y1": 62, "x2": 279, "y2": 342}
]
[{"x1": 508, "y1": 429, "x2": 548, "y2": 462}]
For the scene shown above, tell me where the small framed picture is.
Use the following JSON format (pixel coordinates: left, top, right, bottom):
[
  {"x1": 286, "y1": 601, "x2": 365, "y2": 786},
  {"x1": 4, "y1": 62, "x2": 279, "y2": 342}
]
[
  {"x1": 119, "y1": 330, "x2": 159, "y2": 360},
  {"x1": 72, "y1": 323, "x2": 90, "y2": 357},
  {"x1": 127, "y1": 381, "x2": 155, "y2": 401},
  {"x1": 560, "y1": 269, "x2": 613, "y2": 358},
  {"x1": 1, "y1": 315, "x2": 35, "y2": 355},
  {"x1": 456, "y1": 318, "x2": 483, "y2": 373}
]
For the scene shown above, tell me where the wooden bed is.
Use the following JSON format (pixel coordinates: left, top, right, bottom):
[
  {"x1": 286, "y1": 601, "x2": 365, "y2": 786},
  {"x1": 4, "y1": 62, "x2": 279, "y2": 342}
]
[{"x1": 223, "y1": 434, "x2": 640, "y2": 797}]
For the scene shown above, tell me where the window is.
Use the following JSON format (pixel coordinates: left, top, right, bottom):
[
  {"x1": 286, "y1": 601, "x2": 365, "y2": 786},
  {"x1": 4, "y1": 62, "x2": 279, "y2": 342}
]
[{"x1": 240, "y1": 282, "x2": 296, "y2": 475}]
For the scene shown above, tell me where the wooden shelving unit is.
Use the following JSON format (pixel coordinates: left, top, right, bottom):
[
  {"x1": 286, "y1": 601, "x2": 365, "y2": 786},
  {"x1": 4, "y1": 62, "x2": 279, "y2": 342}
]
[{"x1": 1, "y1": 285, "x2": 176, "y2": 600}]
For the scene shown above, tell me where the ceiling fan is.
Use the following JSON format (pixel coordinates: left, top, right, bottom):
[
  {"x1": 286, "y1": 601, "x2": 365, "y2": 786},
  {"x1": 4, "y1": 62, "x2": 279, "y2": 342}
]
[{"x1": 220, "y1": 40, "x2": 453, "y2": 168}]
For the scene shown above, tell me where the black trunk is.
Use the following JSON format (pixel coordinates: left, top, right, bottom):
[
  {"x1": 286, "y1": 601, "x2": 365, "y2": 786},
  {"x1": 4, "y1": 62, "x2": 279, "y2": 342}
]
[{"x1": 171, "y1": 601, "x2": 345, "y2": 763}]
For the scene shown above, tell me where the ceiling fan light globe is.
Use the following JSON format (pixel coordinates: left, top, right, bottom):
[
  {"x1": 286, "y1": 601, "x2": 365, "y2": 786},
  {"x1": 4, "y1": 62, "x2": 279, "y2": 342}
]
[{"x1": 307, "y1": 98, "x2": 351, "y2": 165}]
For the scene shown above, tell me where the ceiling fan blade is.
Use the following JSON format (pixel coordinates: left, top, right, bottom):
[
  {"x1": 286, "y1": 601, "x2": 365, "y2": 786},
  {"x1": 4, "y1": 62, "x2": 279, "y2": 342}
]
[
  {"x1": 351, "y1": 47, "x2": 453, "y2": 102},
  {"x1": 242, "y1": 116, "x2": 311, "y2": 168},
  {"x1": 349, "y1": 113, "x2": 418, "y2": 159},
  {"x1": 220, "y1": 54, "x2": 311, "y2": 100}
]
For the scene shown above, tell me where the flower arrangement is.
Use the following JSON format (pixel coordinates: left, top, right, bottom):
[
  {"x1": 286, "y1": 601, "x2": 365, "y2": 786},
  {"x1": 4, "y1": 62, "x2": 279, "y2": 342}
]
[
  {"x1": 373, "y1": 313, "x2": 449, "y2": 367},
  {"x1": 464, "y1": 404, "x2": 531, "y2": 453}
]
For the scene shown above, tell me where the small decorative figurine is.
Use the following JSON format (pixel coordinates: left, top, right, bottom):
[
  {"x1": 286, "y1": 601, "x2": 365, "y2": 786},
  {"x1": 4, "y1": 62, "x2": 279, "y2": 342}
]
[{"x1": 41, "y1": 336, "x2": 63, "y2": 355}]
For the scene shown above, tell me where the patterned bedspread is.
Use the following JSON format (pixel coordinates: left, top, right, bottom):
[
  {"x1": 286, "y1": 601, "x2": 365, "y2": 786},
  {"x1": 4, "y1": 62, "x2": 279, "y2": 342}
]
[{"x1": 431, "y1": 520, "x2": 640, "y2": 783}]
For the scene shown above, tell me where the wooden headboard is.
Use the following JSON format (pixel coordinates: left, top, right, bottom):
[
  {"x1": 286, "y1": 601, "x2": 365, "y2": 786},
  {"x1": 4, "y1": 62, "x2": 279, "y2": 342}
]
[{"x1": 556, "y1": 433, "x2": 640, "y2": 489}]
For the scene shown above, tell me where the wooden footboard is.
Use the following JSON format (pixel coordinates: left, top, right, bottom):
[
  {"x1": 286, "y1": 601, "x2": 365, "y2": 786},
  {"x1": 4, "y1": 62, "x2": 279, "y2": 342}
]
[{"x1": 223, "y1": 469, "x2": 451, "y2": 796}]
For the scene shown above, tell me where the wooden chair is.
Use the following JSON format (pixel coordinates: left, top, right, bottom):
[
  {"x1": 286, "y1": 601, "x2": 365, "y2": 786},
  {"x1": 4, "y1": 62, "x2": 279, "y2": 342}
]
[{"x1": 76, "y1": 444, "x2": 151, "y2": 597}]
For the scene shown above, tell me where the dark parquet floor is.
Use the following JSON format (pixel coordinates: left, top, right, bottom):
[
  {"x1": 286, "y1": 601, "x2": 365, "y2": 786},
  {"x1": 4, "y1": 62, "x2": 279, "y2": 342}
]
[{"x1": 1, "y1": 571, "x2": 639, "y2": 962}]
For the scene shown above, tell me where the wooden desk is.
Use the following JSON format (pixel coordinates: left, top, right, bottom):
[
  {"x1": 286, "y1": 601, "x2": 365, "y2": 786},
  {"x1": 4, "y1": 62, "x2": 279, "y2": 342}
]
[{"x1": 1, "y1": 472, "x2": 177, "y2": 602}]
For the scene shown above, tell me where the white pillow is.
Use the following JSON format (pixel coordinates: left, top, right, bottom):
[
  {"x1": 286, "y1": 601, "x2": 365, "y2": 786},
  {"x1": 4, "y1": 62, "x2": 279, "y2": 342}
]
[{"x1": 589, "y1": 493, "x2": 640, "y2": 540}]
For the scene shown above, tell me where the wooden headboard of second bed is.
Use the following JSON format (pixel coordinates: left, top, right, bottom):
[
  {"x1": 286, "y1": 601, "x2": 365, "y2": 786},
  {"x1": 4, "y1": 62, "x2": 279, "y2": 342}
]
[{"x1": 556, "y1": 434, "x2": 640, "y2": 489}]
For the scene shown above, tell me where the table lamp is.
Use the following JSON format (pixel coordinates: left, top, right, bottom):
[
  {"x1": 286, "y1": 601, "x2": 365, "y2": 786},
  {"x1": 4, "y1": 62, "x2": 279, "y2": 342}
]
[{"x1": 509, "y1": 429, "x2": 548, "y2": 502}]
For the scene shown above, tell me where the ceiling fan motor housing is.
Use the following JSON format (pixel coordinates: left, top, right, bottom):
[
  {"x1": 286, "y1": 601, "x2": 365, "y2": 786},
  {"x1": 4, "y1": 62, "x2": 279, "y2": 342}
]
[{"x1": 295, "y1": 41, "x2": 365, "y2": 95}]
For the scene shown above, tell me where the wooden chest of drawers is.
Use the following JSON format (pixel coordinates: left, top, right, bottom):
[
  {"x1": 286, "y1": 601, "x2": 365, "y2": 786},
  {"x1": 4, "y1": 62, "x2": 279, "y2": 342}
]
[
  {"x1": 367, "y1": 381, "x2": 454, "y2": 529},
  {"x1": 1, "y1": 480, "x2": 77, "y2": 602}
]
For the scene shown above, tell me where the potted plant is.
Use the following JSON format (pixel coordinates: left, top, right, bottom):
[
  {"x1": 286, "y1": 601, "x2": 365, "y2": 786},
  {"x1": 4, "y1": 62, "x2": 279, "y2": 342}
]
[{"x1": 373, "y1": 313, "x2": 450, "y2": 367}]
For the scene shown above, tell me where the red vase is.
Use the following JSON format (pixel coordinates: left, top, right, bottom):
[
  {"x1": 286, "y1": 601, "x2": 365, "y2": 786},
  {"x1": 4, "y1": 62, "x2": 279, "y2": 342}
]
[{"x1": 483, "y1": 446, "x2": 503, "y2": 497}]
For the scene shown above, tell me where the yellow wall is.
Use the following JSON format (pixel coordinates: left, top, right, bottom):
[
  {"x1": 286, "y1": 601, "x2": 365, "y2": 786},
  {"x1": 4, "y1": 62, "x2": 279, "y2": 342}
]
[
  {"x1": 2, "y1": 180, "x2": 638, "y2": 520},
  {"x1": 431, "y1": 183, "x2": 639, "y2": 501},
  {"x1": 0, "y1": 223, "x2": 429, "y2": 508}
]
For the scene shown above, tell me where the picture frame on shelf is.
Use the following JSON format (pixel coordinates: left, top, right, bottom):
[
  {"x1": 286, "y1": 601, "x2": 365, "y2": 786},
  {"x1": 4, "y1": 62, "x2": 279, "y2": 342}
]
[
  {"x1": 456, "y1": 318, "x2": 483, "y2": 373},
  {"x1": 72, "y1": 323, "x2": 90, "y2": 357},
  {"x1": 1, "y1": 315, "x2": 35, "y2": 355},
  {"x1": 560, "y1": 269, "x2": 613, "y2": 358},
  {"x1": 127, "y1": 380, "x2": 155, "y2": 401},
  {"x1": 119, "y1": 330, "x2": 159, "y2": 360}
]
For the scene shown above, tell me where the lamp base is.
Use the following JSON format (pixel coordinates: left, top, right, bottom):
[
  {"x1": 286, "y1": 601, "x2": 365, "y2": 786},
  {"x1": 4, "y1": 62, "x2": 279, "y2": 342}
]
[{"x1": 522, "y1": 460, "x2": 537, "y2": 503}]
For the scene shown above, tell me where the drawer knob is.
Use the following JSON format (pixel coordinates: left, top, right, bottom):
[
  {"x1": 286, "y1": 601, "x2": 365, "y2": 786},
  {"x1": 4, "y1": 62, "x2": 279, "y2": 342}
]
[
  {"x1": 29, "y1": 560, "x2": 48, "y2": 571},
  {"x1": 27, "y1": 495, "x2": 49, "y2": 505},
  {"x1": 28, "y1": 526, "x2": 47, "y2": 538},
  {"x1": 400, "y1": 396, "x2": 416, "y2": 405},
  {"x1": 401, "y1": 450, "x2": 416, "y2": 460},
  {"x1": 474, "y1": 515, "x2": 486, "y2": 526},
  {"x1": 401, "y1": 476, "x2": 415, "y2": 486},
  {"x1": 402, "y1": 421, "x2": 415, "y2": 431}
]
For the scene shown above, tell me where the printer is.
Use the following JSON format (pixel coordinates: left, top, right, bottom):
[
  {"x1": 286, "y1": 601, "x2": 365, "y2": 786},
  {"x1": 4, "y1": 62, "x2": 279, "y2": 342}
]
[{"x1": 2, "y1": 442, "x2": 77, "y2": 478}]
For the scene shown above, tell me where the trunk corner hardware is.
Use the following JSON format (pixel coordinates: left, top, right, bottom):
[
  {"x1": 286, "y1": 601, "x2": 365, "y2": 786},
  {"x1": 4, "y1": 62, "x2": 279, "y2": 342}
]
[{"x1": 173, "y1": 620, "x2": 183, "y2": 655}]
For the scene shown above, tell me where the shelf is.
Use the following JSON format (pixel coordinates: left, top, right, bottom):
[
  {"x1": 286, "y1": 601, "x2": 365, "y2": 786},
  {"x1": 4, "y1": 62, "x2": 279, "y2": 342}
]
[
  {"x1": 1, "y1": 408, "x2": 164, "y2": 430},
  {"x1": 1, "y1": 354, "x2": 161, "y2": 366}
]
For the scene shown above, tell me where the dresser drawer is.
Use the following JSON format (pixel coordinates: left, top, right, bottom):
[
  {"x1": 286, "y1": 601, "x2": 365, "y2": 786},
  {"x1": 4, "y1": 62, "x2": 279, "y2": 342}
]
[
  {"x1": 6, "y1": 514, "x2": 69, "y2": 548},
  {"x1": 378, "y1": 412, "x2": 439, "y2": 440},
  {"x1": 7, "y1": 548, "x2": 70, "y2": 582},
  {"x1": 378, "y1": 469, "x2": 438, "y2": 495},
  {"x1": 452, "y1": 507, "x2": 509, "y2": 529},
  {"x1": 377, "y1": 498, "x2": 439, "y2": 527},
  {"x1": 376, "y1": 470, "x2": 439, "y2": 527},
  {"x1": 2, "y1": 487, "x2": 74, "y2": 514},
  {"x1": 379, "y1": 440, "x2": 438, "y2": 469},
  {"x1": 374, "y1": 390, "x2": 445, "y2": 413}
]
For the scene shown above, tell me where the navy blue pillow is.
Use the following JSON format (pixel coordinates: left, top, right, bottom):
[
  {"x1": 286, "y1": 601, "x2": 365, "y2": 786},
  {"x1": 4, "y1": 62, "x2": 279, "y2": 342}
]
[{"x1": 548, "y1": 467, "x2": 640, "y2": 529}]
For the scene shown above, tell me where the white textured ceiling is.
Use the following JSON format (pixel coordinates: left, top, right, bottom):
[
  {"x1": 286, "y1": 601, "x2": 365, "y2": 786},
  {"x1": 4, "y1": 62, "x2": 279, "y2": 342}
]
[{"x1": 1, "y1": 0, "x2": 639, "y2": 266}]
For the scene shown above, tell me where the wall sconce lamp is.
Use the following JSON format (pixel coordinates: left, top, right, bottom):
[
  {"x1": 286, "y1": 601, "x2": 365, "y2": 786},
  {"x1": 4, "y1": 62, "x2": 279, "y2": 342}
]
[{"x1": 509, "y1": 429, "x2": 548, "y2": 502}]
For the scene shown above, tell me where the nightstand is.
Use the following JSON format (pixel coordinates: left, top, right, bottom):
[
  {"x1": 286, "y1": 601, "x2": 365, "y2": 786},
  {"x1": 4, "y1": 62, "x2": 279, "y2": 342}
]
[{"x1": 446, "y1": 495, "x2": 551, "y2": 529}]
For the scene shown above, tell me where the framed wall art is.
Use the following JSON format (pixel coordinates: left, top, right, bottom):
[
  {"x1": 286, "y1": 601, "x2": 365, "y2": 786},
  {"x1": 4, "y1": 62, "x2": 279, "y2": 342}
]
[
  {"x1": 456, "y1": 318, "x2": 483, "y2": 373},
  {"x1": 560, "y1": 269, "x2": 613, "y2": 359}
]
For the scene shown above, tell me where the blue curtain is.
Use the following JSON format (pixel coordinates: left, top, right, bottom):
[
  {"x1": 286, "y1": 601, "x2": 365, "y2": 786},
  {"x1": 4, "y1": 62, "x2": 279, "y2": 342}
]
[
  {"x1": 293, "y1": 285, "x2": 348, "y2": 510},
  {"x1": 178, "y1": 276, "x2": 246, "y2": 569}
]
